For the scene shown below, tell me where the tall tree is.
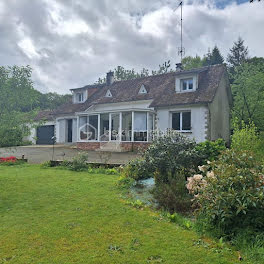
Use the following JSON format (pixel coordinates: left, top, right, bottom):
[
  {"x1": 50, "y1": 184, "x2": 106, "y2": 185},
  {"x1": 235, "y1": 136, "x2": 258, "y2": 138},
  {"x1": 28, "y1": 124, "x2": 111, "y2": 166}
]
[
  {"x1": 227, "y1": 37, "x2": 249, "y2": 68},
  {"x1": 231, "y1": 62, "x2": 264, "y2": 131},
  {"x1": 204, "y1": 46, "x2": 224, "y2": 66},
  {"x1": 0, "y1": 66, "x2": 38, "y2": 147}
]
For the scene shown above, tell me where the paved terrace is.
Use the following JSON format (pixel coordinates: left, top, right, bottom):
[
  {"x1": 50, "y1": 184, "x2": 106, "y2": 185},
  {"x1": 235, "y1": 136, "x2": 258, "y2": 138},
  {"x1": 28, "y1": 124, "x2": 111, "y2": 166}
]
[{"x1": 0, "y1": 145, "x2": 140, "y2": 164}]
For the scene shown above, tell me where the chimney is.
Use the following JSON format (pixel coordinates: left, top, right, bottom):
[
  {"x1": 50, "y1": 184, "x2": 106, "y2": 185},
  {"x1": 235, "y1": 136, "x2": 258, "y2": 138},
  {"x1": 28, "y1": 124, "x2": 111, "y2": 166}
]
[
  {"x1": 176, "y1": 63, "x2": 183, "y2": 72},
  {"x1": 106, "y1": 71, "x2": 114, "y2": 85}
]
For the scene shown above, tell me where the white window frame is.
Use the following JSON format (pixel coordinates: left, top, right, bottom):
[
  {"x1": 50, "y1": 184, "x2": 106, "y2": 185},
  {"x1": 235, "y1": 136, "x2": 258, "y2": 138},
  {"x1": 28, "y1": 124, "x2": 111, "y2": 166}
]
[
  {"x1": 105, "y1": 89, "x2": 112, "y2": 98},
  {"x1": 171, "y1": 111, "x2": 191, "y2": 132},
  {"x1": 77, "y1": 92, "x2": 84, "y2": 102},
  {"x1": 138, "y1": 85, "x2": 147, "y2": 94},
  {"x1": 181, "y1": 78, "x2": 193, "y2": 92}
]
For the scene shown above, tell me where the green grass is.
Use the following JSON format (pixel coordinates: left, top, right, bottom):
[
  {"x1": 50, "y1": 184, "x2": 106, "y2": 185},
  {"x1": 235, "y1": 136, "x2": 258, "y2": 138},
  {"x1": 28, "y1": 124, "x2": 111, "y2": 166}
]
[{"x1": 0, "y1": 165, "x2": 244, "y2": 264}]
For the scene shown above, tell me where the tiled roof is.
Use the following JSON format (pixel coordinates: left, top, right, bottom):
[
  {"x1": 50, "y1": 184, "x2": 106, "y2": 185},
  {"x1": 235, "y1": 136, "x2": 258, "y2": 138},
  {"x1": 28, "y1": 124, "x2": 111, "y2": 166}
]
[
  {"x1": 34, "y1": 110, "x2": 54, "y2": 121},
  {"x1": 47, "y1": 64, "x2": 228, "y2": 119}
]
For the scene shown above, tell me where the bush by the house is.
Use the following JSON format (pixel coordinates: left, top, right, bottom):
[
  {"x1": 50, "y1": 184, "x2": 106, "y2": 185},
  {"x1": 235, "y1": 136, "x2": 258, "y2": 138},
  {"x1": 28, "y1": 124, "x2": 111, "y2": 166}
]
[
  {"x1": 187, "y1": 149, "x2": 264, "y2": 238},
  {"x1": 195, "y1": 138, "x2": 226, "y2": 163},
  {"x1": 231, "y1": 120, "x2": 261, "y2": 154},
  {"x1": 0, "y1": 128, "x2": 23, "y2": 147},
  {"x1": 61, "y1": 153, "x2": 89, "y2": 171},
  {"x1": 144, "y1": 132, "x2": 199, "y2": 184},
  {"x1": 152, "y1": 173, "x2": 193, "y2": 213},
  {"x1": 122, "y1": 158, "x2": 154, "y2": 181}
]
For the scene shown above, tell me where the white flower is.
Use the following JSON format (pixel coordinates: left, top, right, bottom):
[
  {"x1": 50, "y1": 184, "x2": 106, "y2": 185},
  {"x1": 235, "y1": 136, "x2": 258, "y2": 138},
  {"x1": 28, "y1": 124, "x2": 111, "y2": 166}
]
[
  {"x1": 198, "y1": 165, "x2": 206, "y2": 172},
  {"x1": 193, "y1": 174, "x2": 203, "y2": 181},
  {"x1": 206, "y1": 171, "x2": 215, "y2": 179}
]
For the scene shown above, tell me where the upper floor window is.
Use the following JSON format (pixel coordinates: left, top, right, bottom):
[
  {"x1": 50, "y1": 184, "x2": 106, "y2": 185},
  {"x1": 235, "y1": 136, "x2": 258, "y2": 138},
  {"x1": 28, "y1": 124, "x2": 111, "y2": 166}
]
[
  {"x1": 138, "y1": 85, "x2": 147, "y2": 94},
  {"x1": 172, "y1": 111, "x2": 191, "y2": 131},
  {"x1": 181, "y1": 78, "x2": 193, "y2": 91},
  {"x1": 77, "y1": 92, "x2": 84, "y2": 102},
  {"x1": 105, "y1": 89, "x2": 112, "y2": 98}
]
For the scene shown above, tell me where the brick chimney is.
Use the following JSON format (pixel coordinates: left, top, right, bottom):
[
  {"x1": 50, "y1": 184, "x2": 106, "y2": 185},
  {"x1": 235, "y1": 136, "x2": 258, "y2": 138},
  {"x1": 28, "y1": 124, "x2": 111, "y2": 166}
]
[
  {"x1": 176, "y1": 63, "x2": 183, "y2": 72},
  {"x1": 106, "y1": 71, "x2": 114, "y2": 85}
]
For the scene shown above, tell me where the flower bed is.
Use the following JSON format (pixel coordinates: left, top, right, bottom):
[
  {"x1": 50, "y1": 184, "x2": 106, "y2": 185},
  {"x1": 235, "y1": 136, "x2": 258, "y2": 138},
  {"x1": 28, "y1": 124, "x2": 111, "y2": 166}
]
[{"x1": 0, "y1": 156, "x2": 17, "y2": 163}]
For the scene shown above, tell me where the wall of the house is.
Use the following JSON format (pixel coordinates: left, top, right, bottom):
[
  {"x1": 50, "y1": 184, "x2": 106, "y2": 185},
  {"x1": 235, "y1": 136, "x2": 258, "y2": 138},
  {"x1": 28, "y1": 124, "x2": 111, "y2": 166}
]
[
  {"x1": 24, "y1": 121, "x2": 55, "y2": 144},
  {"x1": 156, "y1": 105, "x2": 209, "y2": 143},
  {"x1": 23, "y1": 125, "x2": 37, "y2": 144},
  {"x1": 209, "y1": 74, "x2": 231, "y2": 144},
  {"x1": 56, "y1": 118, "x2": 77, "y2": 143},
  {"x1": 56, "y1": 119, "x2": 66, "y2": 143}
]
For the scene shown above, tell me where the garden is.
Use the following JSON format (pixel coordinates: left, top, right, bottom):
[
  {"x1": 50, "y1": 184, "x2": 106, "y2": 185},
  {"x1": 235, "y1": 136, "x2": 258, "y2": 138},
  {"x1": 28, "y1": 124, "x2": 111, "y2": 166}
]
[
  {"x1": 119, "y1": 122, "x2": 264, "y2": 263},
  {"x1": 0, "y1": 123, "x2": 263, "y2": 263}
]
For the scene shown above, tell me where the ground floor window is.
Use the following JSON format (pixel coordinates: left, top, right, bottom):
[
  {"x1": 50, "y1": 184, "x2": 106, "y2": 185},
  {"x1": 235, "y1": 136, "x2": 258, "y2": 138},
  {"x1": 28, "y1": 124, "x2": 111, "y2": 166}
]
[
  {"x1": 172, "y1": 111, "x2": 191, "y2": 131},
  {"x1": 78, "y1": 111, "x2": 154, "y2": 142},
  {"x1": 134, "y1": 112, "x2": 147, "y2": 142},
  {"x1": 79, "y1": 115, "x2": 98, "y2": 141}
]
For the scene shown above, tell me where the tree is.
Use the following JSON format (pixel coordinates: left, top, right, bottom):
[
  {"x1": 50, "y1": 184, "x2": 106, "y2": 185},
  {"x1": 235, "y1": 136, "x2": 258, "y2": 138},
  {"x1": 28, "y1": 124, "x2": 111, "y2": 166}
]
[
  {"x1": 204, "y1": 46, "x2": 224, "y2": 66},
  {"x1": 181, "y1": 55, "x2": 206, "y2": 70},
  {"x1": 227, "y1": 37, "x2": 249, "y2": 68},
  {"x1": 231, "y1": 62, "x2": 264, "y2": 131},
  {"x1": 0, "y1": 66, "x2": 38, "y2": 147},
  {"x1": 96, "y1": 61, "x2": 173, "y2": 84},
  {"x1": 152, "y1": 60, "x2": 173, "y2": 75},
  {"x1": 37, "y1": 92, "x2": 71, "y2": 110}
]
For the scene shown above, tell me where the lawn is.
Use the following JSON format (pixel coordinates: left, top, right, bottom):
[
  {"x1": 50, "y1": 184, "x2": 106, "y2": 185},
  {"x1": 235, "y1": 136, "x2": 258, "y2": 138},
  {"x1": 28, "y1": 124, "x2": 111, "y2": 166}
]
[{"x1": 0, "y1": 165, "x2": 242, "y2": 264}]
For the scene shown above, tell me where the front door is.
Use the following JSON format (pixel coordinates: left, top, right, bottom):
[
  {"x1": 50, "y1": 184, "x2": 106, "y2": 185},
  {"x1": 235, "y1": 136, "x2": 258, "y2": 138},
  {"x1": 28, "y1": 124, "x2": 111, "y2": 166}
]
[{"x1": 67, "y1": 119, "x2": 73, "y2": 143}]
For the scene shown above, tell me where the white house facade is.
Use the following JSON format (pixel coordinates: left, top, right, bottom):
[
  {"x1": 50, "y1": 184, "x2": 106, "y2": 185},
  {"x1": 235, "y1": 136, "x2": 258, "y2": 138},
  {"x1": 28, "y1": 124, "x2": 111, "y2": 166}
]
[{"x1": 31, "y1": 64, "x2": 232, "y2": 151}]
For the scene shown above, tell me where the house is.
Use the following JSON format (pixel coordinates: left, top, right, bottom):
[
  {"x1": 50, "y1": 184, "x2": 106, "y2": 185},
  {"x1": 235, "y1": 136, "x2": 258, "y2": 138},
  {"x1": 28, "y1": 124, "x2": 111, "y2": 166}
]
[{"x1": 30, "y1": 64, "x2": 232, "y2": 151}]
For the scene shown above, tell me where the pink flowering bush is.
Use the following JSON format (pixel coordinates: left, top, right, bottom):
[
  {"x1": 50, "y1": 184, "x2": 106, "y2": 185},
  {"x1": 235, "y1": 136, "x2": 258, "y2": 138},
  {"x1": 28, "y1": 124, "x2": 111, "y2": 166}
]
[{"x1": 187, "y1": 149, "x2": 264, "y2": 237}]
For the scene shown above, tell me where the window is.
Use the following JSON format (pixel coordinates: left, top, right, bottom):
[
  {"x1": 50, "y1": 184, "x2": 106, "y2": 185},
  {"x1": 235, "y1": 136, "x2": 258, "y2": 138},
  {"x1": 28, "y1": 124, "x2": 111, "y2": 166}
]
[
  {"x1": 181, "y1": 78, "x2": 193, "y2": 91},
  {"x1": 134, "y1": 112, "x2": 147, "y2": 141},
  {"x1": 172, "y1": 111, "x2": 191, "y2": 131},
  {"x1": 100, "y1": 114, "x2": 110, "y2": 141},
  {"x1": 139, "y1": 85, "x2": 147, "y2": 94},
  {"x1": 79, "y1": 115, "x2": 98, "y2": 141},
  {"x1": 77, "y1": 93, "x2": 84, "y2": 102},
  {"x1": 122, "y1": 112, "x2": 132, "y2": 141},
  {"x1": 105, "y1": 89, "x2": 112, "y2": 98},
  {"x1": 111, "y1": 113, "x2": 120, "y2": 141}
]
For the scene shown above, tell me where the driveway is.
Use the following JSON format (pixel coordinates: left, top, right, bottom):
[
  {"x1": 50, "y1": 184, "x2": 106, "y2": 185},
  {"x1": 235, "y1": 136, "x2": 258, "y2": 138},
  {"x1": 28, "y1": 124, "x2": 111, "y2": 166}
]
[{"x1": 0, "y1": 145, "x2": 140, "y2": 164}]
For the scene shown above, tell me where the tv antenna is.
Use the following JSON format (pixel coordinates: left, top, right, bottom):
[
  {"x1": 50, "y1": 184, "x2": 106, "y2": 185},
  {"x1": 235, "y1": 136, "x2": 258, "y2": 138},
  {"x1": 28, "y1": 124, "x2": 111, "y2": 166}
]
[{"x1": 174, "y1": 1, "x2": 185, "y2": 62}]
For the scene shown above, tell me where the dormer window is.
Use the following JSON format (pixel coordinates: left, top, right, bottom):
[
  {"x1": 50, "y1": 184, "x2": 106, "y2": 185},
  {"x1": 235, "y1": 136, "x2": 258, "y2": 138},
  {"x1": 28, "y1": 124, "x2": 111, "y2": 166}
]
[
  {"x1": 77, "y1": 92, "x2": 84, "y2": 102},
  {"x1": 181, "y1": 78, "x2": 193, "y2": 91},
  {"x1": 105, "y1": 89, "x2": 112, "y2": 98},
  {"x1": 139, "y1": 85, "x2": 147, "y2": 94}
]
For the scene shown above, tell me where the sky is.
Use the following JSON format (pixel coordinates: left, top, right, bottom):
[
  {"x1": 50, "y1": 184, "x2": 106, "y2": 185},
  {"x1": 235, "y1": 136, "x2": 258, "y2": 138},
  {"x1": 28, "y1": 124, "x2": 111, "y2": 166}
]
[{"x1": 0, "y1": 0, "x2": 263, "y2": 94}]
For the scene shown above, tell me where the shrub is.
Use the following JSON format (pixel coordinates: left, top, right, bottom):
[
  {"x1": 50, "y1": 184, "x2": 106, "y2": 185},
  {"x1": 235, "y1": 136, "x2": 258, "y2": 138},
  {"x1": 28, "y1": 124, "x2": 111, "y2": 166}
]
[
  {"x1": 0, "y1": 128, "x2": 23, "y2": 147},
  {"x1": 152, "y1": 173, "x2": 192, "y2": 214},
  {"x1": 187, "y1": 149, "x2": 264, "y2": 238},
  {"x1": 195, "y1": 139, "x2": 226, "y2": 162},
  {"x1": 117, "y1": 175, "x2": 136, "y2": 189},
  {"x1": 61, "y1": 153, "x2": 89, "y2": 171},
  {"x1": 231, "y1": 120, "x2": 261, "y2": 153},
  {"x1": 144, "y1": 132, "x2": 199, "y2": 184},
  {"x1": 122, "y1": 158, "x2": 153, "y2": 181}
]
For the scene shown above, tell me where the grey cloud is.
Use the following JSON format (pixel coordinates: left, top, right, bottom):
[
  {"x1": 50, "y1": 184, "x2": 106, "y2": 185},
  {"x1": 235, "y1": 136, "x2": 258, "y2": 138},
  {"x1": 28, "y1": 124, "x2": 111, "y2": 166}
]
[{"x1": 0, "y1": 0, "x2": 263, "y2": 94}]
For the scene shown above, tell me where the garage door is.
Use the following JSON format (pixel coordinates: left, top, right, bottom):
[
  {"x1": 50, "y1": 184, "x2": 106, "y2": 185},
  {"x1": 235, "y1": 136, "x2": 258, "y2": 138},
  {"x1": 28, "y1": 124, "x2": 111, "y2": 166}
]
[{"x1": 36, "y1": 125, "x2": 55, "y2": 145}]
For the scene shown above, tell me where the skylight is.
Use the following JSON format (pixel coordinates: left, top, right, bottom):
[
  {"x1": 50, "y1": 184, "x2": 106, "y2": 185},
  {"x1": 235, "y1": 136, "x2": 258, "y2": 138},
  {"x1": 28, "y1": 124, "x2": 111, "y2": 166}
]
[
  {"x1": 139, "y1": 85, "x2": 147, "y2": 94},
  {"x1": 105, "y1": 89, "x2": 112, "y2": 98}
]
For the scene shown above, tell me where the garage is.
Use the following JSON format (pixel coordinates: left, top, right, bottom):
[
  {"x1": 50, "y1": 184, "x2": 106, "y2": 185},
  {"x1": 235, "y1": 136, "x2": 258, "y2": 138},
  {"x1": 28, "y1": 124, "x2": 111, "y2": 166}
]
[{"x1": 36, "y1": 125, "x2": 55, "y2": 145}]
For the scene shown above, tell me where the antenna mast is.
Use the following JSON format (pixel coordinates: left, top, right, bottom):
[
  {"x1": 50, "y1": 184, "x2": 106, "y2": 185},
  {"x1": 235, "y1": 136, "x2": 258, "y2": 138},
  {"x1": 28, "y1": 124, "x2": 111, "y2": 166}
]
[{"x1": 177, "y1": 1, "x2": 185, "y2": 62}]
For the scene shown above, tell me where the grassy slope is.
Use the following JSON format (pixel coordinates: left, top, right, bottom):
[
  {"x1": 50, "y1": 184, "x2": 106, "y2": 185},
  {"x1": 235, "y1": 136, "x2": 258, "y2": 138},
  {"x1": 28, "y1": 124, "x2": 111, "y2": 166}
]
[{"x1": 0, "y1": 165, "x2": 240, "y2": 264}]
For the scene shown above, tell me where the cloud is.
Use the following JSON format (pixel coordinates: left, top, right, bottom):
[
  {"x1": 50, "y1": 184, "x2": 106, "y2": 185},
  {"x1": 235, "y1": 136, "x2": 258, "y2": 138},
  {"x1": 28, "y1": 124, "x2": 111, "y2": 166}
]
[{"x1": 0, "y1": 0, "x2": 263, "y2": 94}]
